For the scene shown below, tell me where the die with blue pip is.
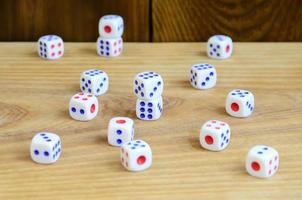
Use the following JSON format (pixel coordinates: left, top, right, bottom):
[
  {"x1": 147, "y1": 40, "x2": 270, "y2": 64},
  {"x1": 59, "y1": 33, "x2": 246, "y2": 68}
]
[
  {"x1": 225, "y1": 89, "x2": 254, "y2": 118},
  {"x1": 189, "y1": 63, "x2": 217, "y2": 90},
  {"x1": 108, "y1": 117, "x2": 134, "y2": 147},
  {"x1": 207, "y1": 35, "x2": 233, "y2": 59},
  {"x1": 69, "y1": 92, "x2": 99, "y2": 121},
  {"x1": 134, "y1": 71, "x2": 164, "y2": 121},
  {"x1": 37, "y1": 35, "x2": 64, "y2": 60},
  {"x1": 80, "y1": 69, "x2": 109, "y2": 96},
  {"x1": 30, "y1": 132, "x2": 61, "y2": 164},
  {"x1": 120, "y1": 140, "x2": 152, "y2": 172}
]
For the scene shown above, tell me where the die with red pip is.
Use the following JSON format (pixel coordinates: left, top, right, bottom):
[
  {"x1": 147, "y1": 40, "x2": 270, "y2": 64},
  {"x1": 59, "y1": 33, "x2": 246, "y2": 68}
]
[
  {"x1": 207, "y1": 35, "x2": 233, "y2": 59},
  {"x1": 225, "y1": 89, "x2": 254, "y2": 118},
  {"x1": 108, "y1": 117, "x2": 134, "y2": 147},
  {"x1": 69, "y1": 92, "x2": 99, "y2": 121},
  {"x1": 246, "y1": 145, "x2": 279, "y2": 178},
  {"x1": 98, "y1": 15, "x2": 124, "y2": 38},
  {"x1": 120, "y1": 140, "x2": 152, "y2": 172},
  {"x1": 38, "y1": 35, "x2": 64, "y2": 60},
  {"x1": 96, "y1": 37, "x2": 123, "y2": 57},
  {"x1": 200, "y1": 120, "x2": 231, "y2": 151}
]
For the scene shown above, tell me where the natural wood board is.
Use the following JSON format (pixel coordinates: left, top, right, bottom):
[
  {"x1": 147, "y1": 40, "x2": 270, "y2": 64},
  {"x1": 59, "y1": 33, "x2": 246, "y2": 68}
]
[
  {"x1": 152, "y1": 0, "x2": 302, "y2": 42},
  {"x1": 0, "y1": 42, "x2": 301, "y2": 199}
]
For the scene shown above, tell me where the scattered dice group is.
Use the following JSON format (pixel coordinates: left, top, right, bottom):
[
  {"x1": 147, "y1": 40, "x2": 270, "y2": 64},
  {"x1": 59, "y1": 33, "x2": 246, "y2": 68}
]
[
  {"x1": 33, "y1": 21, "x2": 279, "y2": 178},
  {"x1": 193, "y1": 34, "x2": 278, "y2": 178}
]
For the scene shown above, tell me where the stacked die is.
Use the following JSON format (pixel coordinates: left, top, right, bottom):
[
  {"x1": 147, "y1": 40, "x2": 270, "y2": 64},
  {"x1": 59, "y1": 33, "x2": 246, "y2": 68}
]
[
  {"x1": 97, "y1": 15, "x2": 124, "y2": 57},
  {"x1": 134, "y1": 71, "x2": 164, "y2": 121}
]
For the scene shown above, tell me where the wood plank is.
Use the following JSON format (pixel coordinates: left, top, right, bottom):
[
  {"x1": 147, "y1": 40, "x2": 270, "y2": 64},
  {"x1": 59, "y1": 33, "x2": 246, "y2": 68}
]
[
  {"x1": 0, "y1": 0, "x2": 150, "y2": 42},
  {"x1": 0, "y1": 42, "x2": 301, "y2": 199},
  {"x1": 152, "y1": 0, "x2": 302, "y2": 41}
]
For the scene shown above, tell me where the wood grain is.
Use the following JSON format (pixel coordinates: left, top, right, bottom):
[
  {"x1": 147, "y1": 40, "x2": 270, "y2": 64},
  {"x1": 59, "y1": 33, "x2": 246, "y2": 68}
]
[
  {"x1": 0, "y1": 42, "x2": 301, "y2": 199},
  {"x1": 152, "y1": 0, "x2": 302, "y2": 42},
  {"x1": 0, "y1": 0, "x2": 150, "y2": 42}
]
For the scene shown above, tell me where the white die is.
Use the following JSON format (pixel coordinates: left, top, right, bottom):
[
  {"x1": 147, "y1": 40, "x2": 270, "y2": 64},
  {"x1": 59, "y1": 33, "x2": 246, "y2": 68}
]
[
  {"x1": 189, "y1": 63, "x2": 217, "y2": 90},
  {"x1": 98, "y1": 15, "x2": 124, "y2": 38},
  {"x1": 108, "y1": 117, "x2": 134, "y2": 147},
  {"x1": 200, "y1": 120, "x2": 231, "y2": 151},
  {"x1": 225, "y1": 89, "x2": 254, "y2": 118},
  {"x1": 246, "y1": 145, "x2": 279, "y2": 178},
  {"x1": 37, "y1": 35, "x2": 64, "y2": 60},
  {"x1": 207, "y1": 35, "x2": 233, "y2": 59},
  {"x1": 30, "y1": 132, "x2": 61, "y2": 164},
  {"x1": 120, "y1": 140, "x2": 152, "y2": 172},
  {"x1": 136, "y1": 96, "x2": 163, "y2": 121},
  {"x1": 69, "y1": 92, "x2": 99, "y2": 121},
  {"x1": 96, "y1": 36, "x2": 123, "y2": 57},
  {"x1": 134, "y1": 71, "x2": 164, "y2": 100},
  {"x1": 80, "y1": 69, "x2": 109, "y2": 96}
]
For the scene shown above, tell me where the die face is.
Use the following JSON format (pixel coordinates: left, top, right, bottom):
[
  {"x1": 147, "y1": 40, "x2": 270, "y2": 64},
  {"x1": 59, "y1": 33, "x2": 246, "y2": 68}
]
[
  {"x1": 69, "y1": 92, "x2": 99, "y2": 121},
  {"x1": 99, "y1": 15, "x2": 124, "y2": 38},
  {"x1": 190, "y1": 64, "x2": 217, "y2": 89},
  {"x1": 30, "y1": 132, "x2": 61, "y2": 164},
  {"x1": 246, "y1": 145, "x2": 279, "y2": 178},
  {"x1": 97, "y1": 37, "x2": 123, "y2": 57},
  {"x1": 134, "y1": 71, "x2": 164, "y2": 100},
  {"x1": 80, "y1": 69, "x2": 109, "y2": 96},
  {"x1": 207, "y1": 35, "x2": 233, "y2": 59},
  {"x1": 108, "y1": 117, "x2": 134, "y2": 147},
  {"x1": 225, "y1": 89, "x2": 254, "y2": 118},
  {"x1": 136, "y1": 96, "x2": 163, "y2": 121},
  {"x1": 121, "y1": 140, "x2": 152, "y2": 172},
  {"x1": 38, "y1": 35, "x2": 64, "y2": 60},
  {"x1": 200, "y1": 120, "x2": 231, "y2": 151}
]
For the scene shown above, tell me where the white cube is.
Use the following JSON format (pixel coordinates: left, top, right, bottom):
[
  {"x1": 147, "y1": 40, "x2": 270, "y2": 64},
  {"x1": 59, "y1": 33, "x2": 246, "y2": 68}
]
[
  {"x1": 207, "y1": 35, "x2": 233, "y2": 59},
  {"x1": 190, "y1": 63, "x2": 217, "y2": 89},
  {"x1": 134, "y1": 71, "x2": 164, "y2": 100},
  {"x1": 98, "y1": 15, "x2": 124, "y2": 38},
  {"x1": 246, "y1": 145, "x2": 279, "y2": 178},
  {"x1": 225, "y1": 89, "x2": 254, "y2": 118},
  {"x1": 136, "y1": 96, "x2": 163, "y2": 121},
  {"x1": 200, "y1": 120, "x2": 231, "y2": 151},
  {"x1": 96, "y1": 36, "x2": 123, "y2": 57},
  {"x1": 30, "y1": 132, "x2": 61, "y2": 164},
  {"x1": 120, "y1": 140, "x2": 152, "y2": 172},
  {"x1": 37, "y1": 35, "x2": 64, "y2": 60},
  {"x1": 108, "y1": 117, "x2": 134, "y2": 147},
  {"x1": 69, "y1": 92, "x2": 99, "y2": 121},
  {"x1": 80, "y1": 69, "x2": 109, "y2": 96}
]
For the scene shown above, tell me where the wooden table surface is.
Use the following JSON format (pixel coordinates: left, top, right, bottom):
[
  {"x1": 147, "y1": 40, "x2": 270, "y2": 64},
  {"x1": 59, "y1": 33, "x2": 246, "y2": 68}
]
[{"x1": 0, "y1": 43, "x2": 301, "y2": 200}]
